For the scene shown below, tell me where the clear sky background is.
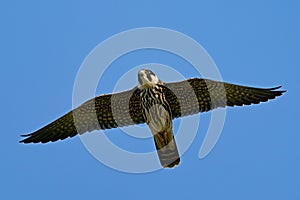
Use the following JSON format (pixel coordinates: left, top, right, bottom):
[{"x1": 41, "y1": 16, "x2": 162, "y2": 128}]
[{"x1": 2, "y1": 0, "x2": 299, "y2": 199}]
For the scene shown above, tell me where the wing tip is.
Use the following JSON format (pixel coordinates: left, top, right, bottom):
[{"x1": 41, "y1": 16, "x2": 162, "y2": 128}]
[
  {"x1": 270, "y1": 85, "x2": 282, "y2": 90},
  {"x1": 19, "y1": 133, "x2": 76, "y2": 144},
  {"x1": 19, "y1": 132, "x2": 50, "y2": 144},
  {"x1": 19, "y1": 133, "x2": 32, "y2": 143},
  {"x1": 19, "y1": 137, "x2": 38, "y2": 144},
  {"x1": 263, "y1": 85, "x2": 286, "y2": 92},
  {"x1": 272, "y1": 85, "x2": 286, "y2": 90},
  {"x1": 276, "y1": 86, "x2": 287, "y2": 96},
  {"x1": 266, "y1": 85, "x2": 286, "y2": 97}
]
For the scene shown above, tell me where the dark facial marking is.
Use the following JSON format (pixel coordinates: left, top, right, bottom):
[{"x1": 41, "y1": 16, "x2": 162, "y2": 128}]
[
  {"x1": 146, "y1": 73, "x2": 152, "y2": 82},
  {"x1": 145, "y1": 70, "x2": 155, "y2": 82},
  {"x1": 138, "y1": 75, "x2": 143, "y2": 84},
  {"x1": 147, "y1": 70, "x2": 155, "y2": 76}
]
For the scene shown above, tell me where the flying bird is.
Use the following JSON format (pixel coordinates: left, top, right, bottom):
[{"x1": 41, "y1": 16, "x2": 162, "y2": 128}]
[{"x1": 20, "y1": 69, "x2": 285, "y2": 168}]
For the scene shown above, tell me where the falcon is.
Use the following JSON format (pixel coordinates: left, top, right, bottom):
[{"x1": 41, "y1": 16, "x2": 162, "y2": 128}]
[{"x1": 20, "y1": 69, "x2": 285, "y2": 168}]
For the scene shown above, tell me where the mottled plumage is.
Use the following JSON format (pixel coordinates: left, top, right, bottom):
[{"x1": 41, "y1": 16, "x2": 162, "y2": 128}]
[{"x1": 20, "y1": 69, "x2": 285, "y2": 168}]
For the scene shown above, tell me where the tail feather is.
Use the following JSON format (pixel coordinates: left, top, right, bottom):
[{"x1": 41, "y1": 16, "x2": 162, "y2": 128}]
[{"x1": 153, "y1": 131, "x2": 180, "y2": 168}]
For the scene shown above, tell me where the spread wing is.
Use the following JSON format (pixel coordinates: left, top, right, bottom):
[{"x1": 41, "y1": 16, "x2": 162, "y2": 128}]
[
  {"x1": 163, "y1": 78, "x2": 286, "y2": 119},
  {"x1": 20, "y1": 87, "x2": 145, "y2": 143},
  {"x1": 20, "y1": 78, "x2": 285, "y2": 144}
]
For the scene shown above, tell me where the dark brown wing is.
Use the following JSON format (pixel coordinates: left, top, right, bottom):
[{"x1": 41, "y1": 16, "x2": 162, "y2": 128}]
[
  {"x1": 20, "y1": 87, "x2": 145, "y2": 143},
  {"x1": 164, "y1": 78, "x2": 286, "y2": 119}
]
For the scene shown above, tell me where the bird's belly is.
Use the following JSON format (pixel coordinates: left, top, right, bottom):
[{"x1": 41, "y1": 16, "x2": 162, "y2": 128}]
[{"x1": 144, "y1": 104, "x2": 170, "y2": 134}]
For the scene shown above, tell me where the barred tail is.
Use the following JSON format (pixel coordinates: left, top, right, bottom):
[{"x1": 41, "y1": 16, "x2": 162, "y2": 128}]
[{"x1": 153, "y1": 130, "x2": 180, "y2": 168}]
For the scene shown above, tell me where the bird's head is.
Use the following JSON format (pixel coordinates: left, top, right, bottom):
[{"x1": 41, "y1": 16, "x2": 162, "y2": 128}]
[{"x1": 138, "y1": 69, "x2": 161, "y2": 88}]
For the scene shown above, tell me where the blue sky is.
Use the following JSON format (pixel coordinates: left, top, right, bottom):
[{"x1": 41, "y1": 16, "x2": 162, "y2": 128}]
[{"x1": 2, "y1": 0, "x2": 300, "y2": 199}]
